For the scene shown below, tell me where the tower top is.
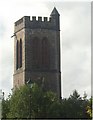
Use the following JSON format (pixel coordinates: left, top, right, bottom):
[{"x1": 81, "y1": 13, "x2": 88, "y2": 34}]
[
  {"x1": 50, "y1": 7, "x2": 60, "y2": 16},
  {"x1": 14, "y1": 7, "x2": 60, "y2": 33}
]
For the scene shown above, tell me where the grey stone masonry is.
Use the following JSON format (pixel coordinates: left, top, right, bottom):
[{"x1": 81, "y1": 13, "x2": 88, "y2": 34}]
[
  {"x1": 14, "y1": 7, "x2": 60, "y2": 33},
  {"x1": 13, "y1": 7, "x2": 61, "y2": 98}
]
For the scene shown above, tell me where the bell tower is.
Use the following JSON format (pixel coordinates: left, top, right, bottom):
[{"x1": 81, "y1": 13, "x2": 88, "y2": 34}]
[{"x1": 13, "y1": 7, "x2": 61, "y2": 98}]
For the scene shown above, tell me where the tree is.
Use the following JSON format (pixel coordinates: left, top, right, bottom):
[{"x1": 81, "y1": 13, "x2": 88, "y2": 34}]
[
  {"x1": 59, "y1": 90, "x2": 91, "y2": 119},
  {"x1": 2, "y1": 83, "x2": 59, "y2": 119},
  {"x1": 69, "y1": 89, "x2": 81, "y2": 100},
  {"x1": 2, "y1": 86, "x2": 92, "y2": 119},
  {"x1": 2, "y1": 93, "x2": 11, "y2": 119},
  {"x1": 86, "y1": 97, "x2": 92, "y2": 118},
  {"x1": 2, "y1": 99, "x2": 9, "y2": 118},
  {"x1": 7, "y1": 85, "x2": 31, "y2": 118}
]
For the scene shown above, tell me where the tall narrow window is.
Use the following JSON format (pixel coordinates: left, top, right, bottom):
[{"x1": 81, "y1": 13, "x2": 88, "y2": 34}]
[
  {"x1": 32, "y1": 37, "x2": 40, "y2": 68},
  {"x1": 16, "y1": 40, "x2": 18, "y2": 69},
  {"x1": 16, "y1": 39, "x2": 22, "y2": 70},
  {"x1": 42, "y1": 37, "x2": 50, "y2": 69},
  {"x1": 20, "y1": 39, "x2": 22, "y2": 67}
]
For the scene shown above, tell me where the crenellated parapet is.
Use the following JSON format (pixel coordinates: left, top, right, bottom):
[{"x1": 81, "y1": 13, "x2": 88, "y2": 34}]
[{"x1": 14, "y1": 8, "x2": 60, "y2": 33}]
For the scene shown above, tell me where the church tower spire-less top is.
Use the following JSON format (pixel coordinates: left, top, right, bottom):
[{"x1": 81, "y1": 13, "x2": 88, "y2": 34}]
[{"x1": 13, "y1": 7, "x2": 61, "y2": 98}]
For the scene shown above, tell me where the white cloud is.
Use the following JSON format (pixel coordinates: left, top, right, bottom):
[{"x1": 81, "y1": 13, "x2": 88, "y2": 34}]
[{"x1": 61, "y1": 2, "x2": 91, "y2": 98}]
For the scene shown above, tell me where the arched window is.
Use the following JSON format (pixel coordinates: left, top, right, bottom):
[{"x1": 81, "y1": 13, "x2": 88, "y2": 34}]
[
  {"x1": 19, "y1": 39, "x2": 22, "y2": 68},
  {"x1": 42, "y1": 37, "x2": 50, "y2": 69},
  {"x1": 32, "y1": 37, "x2": 50, "y2": 69},
  {"x1": 16, "y1": 39, "x2": 22, "y2": 70},
  {"x1": 16, "y1": 40, "x2": 18, "y2": 69}
]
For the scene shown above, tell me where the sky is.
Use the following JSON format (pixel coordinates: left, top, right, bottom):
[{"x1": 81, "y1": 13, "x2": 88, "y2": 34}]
[{"x1": 0, "y1": 0, "x2": 91, "y2": 98}]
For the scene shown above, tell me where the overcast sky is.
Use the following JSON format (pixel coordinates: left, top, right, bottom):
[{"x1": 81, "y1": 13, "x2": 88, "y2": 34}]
[{"x1": 0, "y1": 0, "x2": 91, "y2": 98}]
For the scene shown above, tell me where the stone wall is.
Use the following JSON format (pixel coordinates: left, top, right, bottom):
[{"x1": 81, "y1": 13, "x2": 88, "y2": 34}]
[{"x1": 13, "y1": 8, "x2": 61, "y2": 98}]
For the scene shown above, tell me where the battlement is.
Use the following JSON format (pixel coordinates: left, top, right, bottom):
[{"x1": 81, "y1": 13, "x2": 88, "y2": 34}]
[
  {"x1": 15, "y1": 16, "x2": 52, "y2": 26},
  {"x1": 15, "y1": 16, "x2": 59, "y2": 32},
  {"x1": 31, "y1": 16, "x2": 51, "y2": 22},
  {"x1": 14, "y1": 8, "x2": 60, "y2": 33}
]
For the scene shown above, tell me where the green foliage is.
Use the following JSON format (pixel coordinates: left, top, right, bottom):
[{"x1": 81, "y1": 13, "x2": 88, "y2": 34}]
[
  {"x1": 59, "y1": 90, "x2": 91, "y2": 119},
  {"x1": 2, "y1": 85, "x2": 92, "y2": 119},
  {"x1": 69, "y1": 89, "x2": 81, "y2": 100},
  {"x1": 86, "y1": 97, "x2": 92, "y2": 118},
  {"x1": 7, "y1": 85, "x2": 31, "y2": 118},
  {"x1": 2, "y1": 98, "x2": 10, "y2": 118}
]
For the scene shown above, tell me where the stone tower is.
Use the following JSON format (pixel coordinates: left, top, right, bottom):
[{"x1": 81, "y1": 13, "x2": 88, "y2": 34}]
[{"x1": 13, "y1": 7, "x2": 61, "y2": 98}]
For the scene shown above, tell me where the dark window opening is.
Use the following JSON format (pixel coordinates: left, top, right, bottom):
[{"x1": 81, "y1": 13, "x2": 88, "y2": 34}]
[
  {"x1": 16, "y1": 39, "x2": 22, "y2": 70},
  {"x1": 20, "y1": 39, "x2": 22, "y2": 68},
  {"x1": 16, "y1": 40, "x2": 18, "y2": 70}
]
